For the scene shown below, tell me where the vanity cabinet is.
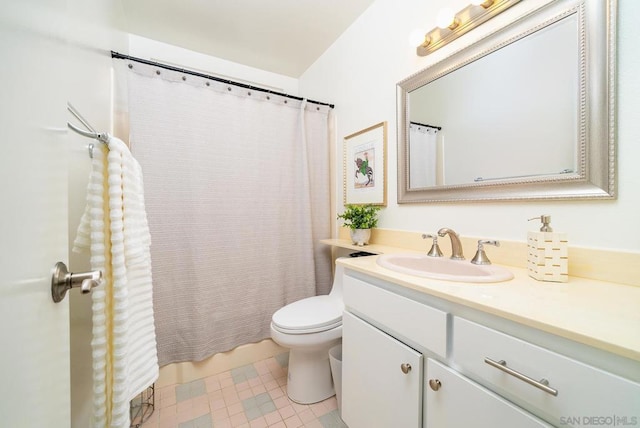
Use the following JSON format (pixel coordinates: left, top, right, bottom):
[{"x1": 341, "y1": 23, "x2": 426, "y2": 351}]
[{"x1": 341, "y1": 269, "x2": 640, "y2": 428}]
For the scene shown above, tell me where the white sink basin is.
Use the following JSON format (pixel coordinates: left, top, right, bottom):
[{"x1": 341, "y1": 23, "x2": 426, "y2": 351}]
[{"x1": 376, "y1": 253, "x2": 513, "y2": 283}]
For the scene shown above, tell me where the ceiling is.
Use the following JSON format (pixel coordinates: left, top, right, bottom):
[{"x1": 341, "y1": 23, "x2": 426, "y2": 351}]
[{"x1": 120, "y1": 0, "x2": 376, "y2": 78}]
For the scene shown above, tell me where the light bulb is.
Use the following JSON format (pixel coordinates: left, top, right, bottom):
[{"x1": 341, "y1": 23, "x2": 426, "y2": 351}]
[
  {"x1": 408, "y1": 29, "x2": 427, "y2": 47},
  {"x1": 436, "y1": 8, "x2": 456, "y2": 29}
]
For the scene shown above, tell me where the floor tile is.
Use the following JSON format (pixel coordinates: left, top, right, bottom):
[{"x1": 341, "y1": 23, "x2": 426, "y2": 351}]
[
  {"x1": 274, "y1": 352, "x2": 289, "y2": 368},
  {"x1": 318, "y1": 410, "x2": 347, "y2": 428},
  {"x1": 283, "y1": 414, "x2": 303, "y2": 428},
  {"x1": 176, "y1": 379, "x2": 207, "y2": 403},
  {"x1": 238, "y1": 389, "x2": 254, "y2": 400},
  {"x1": 245, "y1": 405, "x2": 262, "y2": 421},
  {"x1": 190, "y1": 380, "x2": 207, "y2": 397},
  {"x1": 264, "y1": 410, "x2": 283, "y2": 425},
  {"x1": 228, "y1": 402, "x2": 244, "y2": 416},
  {"x1": 175, "y1": 384, "x2": 191, "y2": 403},
  {"x1": 258, "y1": 401, "x2": 276, "y2": 415},
  {"x1": 278, "y1": 405, "x2": 296, "y2": 420},
  {"x1": 268, "y1": 387, "x2": 285, "y2": 400},
  {"x1": 229, "y1": 411, "x2": 248, "y2": 426},
  {"x1": 248, "y1": 416, "x2": 268, "y2": 428},
  {"x1": 142, "y1": 354, "x2": 347, "y2": 428},
  {"x1": 231, "y1": 364, "x2": 259, "y2": 384},
  {"x1": 211, "y1": 407, "x2": 229, "y2": 422},
  {"x1": 204, "y1": 375, "x2": 221, "y2": 393},
  {"x1": 178, "y1": 412, "x2": 212, "y2": 428}
]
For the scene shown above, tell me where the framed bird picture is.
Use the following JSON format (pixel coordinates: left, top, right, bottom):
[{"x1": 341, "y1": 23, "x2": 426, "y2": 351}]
[{"x1": 343, "y1": 121, "x2": 387, "y2": 206}]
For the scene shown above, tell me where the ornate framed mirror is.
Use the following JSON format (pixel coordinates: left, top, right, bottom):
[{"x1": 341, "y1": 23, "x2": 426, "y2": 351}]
[{"x1": 397, "y1": 0, "x2": 616, "y2": 203}]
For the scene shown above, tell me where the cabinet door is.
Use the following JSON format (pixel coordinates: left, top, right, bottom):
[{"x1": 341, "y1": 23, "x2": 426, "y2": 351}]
[
  {"x1": 426, "y1": 359, "x2": 552, "y2": 428},
  {"x1": 342, "y1": 312, "x2": 422, "y2": 428}
]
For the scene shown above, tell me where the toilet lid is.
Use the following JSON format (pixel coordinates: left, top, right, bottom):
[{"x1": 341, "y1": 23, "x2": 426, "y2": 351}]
[{"x1": 272, "y1": 295, "x2": 343, "y2": 334}]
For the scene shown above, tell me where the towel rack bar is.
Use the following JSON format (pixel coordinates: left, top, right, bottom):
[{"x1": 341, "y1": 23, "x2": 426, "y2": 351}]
[
  {"x1": 67, "y1": 102, "x2": 110, "y2": 157},
  {"x1": 67, "y1": 122, "x2": 110, "y2": 144},
  {"x1": 67, "y1": 102, "x2": 96, "y2": 133}
]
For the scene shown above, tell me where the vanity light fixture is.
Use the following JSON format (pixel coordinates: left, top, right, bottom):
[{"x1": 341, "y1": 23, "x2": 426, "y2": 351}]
[
  {"x1": 416, "y1": 0, "x2": 521, "y2": 56},
  {"x1": 471, "y1": 0, "x2": 495, "y2": 7}
]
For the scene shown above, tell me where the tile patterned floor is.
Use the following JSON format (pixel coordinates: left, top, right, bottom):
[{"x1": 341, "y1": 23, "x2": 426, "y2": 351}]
[{"x1": 140, "y1": 353, "x2": 347, "y2": 428}]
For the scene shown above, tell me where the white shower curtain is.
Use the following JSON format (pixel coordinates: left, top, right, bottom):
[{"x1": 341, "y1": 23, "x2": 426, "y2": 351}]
[
  {"x1": 409, "y1": 123, "x2": 438, "y2": 188},
  {"x1": 114, "y1": 60, "x2": 332, "y2": 366}
]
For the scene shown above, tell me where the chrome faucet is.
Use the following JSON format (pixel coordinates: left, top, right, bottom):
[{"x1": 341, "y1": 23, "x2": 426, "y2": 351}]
[{"x1": 437, "y1": 228, "x2": 465, "y2": 260}]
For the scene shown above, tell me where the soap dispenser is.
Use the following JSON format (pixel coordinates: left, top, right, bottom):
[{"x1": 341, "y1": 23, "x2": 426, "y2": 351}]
[{"x1": 527, "y1": 215, "x2": 568, "y2": 283}]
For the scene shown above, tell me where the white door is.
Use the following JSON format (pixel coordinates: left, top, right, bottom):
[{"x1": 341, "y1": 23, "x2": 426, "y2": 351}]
[
  {"x1": 425, "y1": 359, "x2": 552, "y2": 428},
  {"x1": 0, "y1": 2, "x2": 72, "y2": 427},
  {"x1": 342, "y1": 312, "x2": 423, "y2": 428}
]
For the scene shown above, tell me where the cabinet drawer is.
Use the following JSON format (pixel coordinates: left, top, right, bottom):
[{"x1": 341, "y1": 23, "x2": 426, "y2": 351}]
[
  {"x1": 344, "y1": 274, "x2": 448, "y2": 358},
  {"x1": 453, "y1": 317, "x2": 640, "y2": 427}
]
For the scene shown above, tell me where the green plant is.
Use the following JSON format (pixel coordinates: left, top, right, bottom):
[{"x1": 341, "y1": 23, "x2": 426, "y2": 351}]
[{"x1": 337, "y1": 204, "x2": 381, "y2": 230}]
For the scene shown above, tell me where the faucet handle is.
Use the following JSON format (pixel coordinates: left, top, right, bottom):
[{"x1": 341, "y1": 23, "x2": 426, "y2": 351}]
[
  {"x1": 471, "y1": 239, "x2": 500, "y2": 265},
  {"x1": 422, "y1": 234, "x2": 443, "y2": 257}
]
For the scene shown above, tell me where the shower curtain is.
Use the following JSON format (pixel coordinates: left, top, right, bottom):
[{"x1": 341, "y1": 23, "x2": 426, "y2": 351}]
[
  {"x1": 114, "y1": 60, "x2": 332, "y2": 366},
  {"x1": 409, "y1": 123, "x2": 438, "y2": 188}
]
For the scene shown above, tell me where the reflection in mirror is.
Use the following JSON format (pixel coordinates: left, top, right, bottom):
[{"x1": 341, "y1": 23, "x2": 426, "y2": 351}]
[
  {"x1": 397, "y1": 0, "x2": 616, "y2": 202},
  {"x1": 409, "y1": 122, "x2": 441, "y2": 188},
  {"x1": 410, "y1": 14, "x2": 578, "y2": 188}
]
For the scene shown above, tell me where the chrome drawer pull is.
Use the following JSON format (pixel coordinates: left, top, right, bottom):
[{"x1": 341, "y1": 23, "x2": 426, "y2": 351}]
[{"x1": 484, "y1": 357, "x2": 558, "y2": 396}]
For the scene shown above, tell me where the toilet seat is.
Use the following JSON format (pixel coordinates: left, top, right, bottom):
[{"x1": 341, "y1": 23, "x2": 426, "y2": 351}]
[{"x1": 272, "y1": 295, "x2": 343, "y2": 334}]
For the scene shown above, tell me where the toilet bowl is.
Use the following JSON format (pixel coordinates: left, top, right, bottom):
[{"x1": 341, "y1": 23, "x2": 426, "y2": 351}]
[{"x1": 270, "y1": 261, "x2": 345, "y2": 404}]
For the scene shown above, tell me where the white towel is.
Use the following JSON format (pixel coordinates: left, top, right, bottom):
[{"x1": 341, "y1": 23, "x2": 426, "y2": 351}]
[{"x1": 74, "y1": 136, "x2": 158, "y2": 428}]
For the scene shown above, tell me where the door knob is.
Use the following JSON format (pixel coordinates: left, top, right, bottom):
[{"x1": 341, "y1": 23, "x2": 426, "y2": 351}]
[
  {"x1": 400, "y1": 363, "x2": 412, "y2": 374},
  {"x1": 429, "y1": 379, "x2": 442, "y2": 391},
  {"x1": 51, "y1": 262, "x2": 103, "y2": 303}
]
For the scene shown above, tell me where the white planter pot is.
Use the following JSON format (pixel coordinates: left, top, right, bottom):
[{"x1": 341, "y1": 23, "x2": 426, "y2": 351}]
[{"x1": 350, "y1": 229, "x2": 371, "y2": 246}]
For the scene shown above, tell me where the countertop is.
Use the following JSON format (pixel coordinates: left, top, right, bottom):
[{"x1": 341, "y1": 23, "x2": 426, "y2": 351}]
[{"x1": 326, "y1": 239, "x2": 640, "y2": 362}]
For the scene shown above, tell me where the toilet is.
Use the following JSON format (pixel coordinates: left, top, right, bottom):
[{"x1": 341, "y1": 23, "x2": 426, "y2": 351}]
[{"x1": 270, "y1": 261, "x2": 345, "y2": 404}]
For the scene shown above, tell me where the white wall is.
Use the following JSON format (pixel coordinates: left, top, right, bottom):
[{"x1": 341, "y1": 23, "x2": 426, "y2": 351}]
[
  {"x1": 300, "y1": 0, "x2": 640, "y2": 252},
  {"x1": 128, "y1": 35, "x2": 300, "y2": 96},
  {"x1": 67, "y1": 1, "x2": 128, "y2": 426}
]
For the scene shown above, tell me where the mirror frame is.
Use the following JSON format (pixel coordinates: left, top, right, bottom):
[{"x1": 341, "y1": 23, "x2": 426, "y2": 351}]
[{"x1": 397, "y1": 0, "x2": 616, "y2": 203}]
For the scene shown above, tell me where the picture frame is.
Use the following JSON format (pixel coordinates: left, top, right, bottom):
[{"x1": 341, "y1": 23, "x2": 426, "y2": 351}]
[{"x1": 343, "y1": 121, "x2": 387, "y2": 206}]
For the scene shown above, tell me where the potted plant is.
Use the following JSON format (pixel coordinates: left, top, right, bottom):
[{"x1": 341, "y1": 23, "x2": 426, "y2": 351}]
[{"x1": 337, "y1": 204, "x2": 381, "y2": 246}]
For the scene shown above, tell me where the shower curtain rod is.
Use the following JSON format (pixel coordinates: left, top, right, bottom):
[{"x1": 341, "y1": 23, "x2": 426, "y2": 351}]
[
  {"x1": 111, "y1": 51, "x2": 335, "y2": 109},
  {"x1": 410, "y1": 121, "x2": 442, "y2": 131}
]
